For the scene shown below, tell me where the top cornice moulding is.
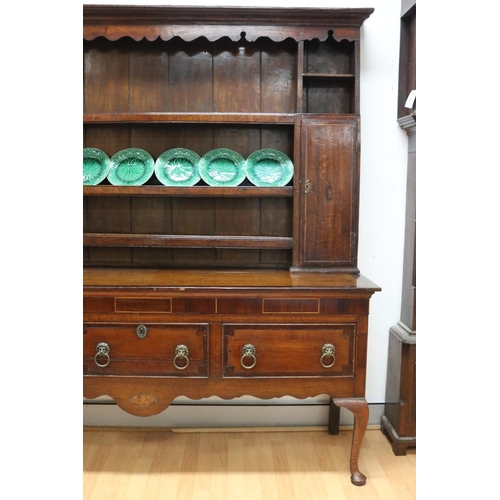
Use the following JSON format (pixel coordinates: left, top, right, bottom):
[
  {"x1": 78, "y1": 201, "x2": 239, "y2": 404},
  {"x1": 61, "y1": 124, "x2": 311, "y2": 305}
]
[{"x1": 83, "y1": 5, "x2": 374, "y2": 43}]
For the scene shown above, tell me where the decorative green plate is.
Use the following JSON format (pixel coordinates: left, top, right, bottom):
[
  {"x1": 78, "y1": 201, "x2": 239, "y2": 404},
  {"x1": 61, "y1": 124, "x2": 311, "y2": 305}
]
[
  {"x1": 83, "y1": 148, "x2": 111, "y2": 185},
  {"x1": 199, "y1": 148, "x2": 246, "y2": 187},
  {"x1": 245, "y1": 149, "x2": 294, "y2": 187},
  {"x1": 155, "y1": 148, "x2": 201, "y2": 186},
  {"x1": 108, "y1": 148, "x2": 155, "y2": 186}
]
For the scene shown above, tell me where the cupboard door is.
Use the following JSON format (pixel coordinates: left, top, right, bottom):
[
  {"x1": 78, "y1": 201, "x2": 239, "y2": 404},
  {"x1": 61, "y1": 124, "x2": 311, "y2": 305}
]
[{"x1": 300, "y1": 116, "x2": 359, "y2": 269}]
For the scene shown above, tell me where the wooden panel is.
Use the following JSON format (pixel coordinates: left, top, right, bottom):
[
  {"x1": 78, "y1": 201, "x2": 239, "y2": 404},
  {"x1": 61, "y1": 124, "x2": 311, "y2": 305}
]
[
  {"x1": 130, "y1": 196, "x2": 173, "y2": 265},
  {"x1": 215, "y1": 197, "x2": 261, "y2": 266},
  {"x1": 301, "y1": 116, "x2": 358, "y2": 267},
  {"x1": 217, "y1": 298, "x2": 262, "y2": 315},
  {"x1": 172, "y1": 198, "x2": 215, "y2": 235},
  {"x1": 262, "y1": 298, "x2": 319, "y2": 314},
  {"x1": 320, "y1": 298, "x2": 369, "y2": 315},
  {"x1": 215, "y1": 198, "x2": 260, "y2": 236},
  {"x1": 304, "y1": 79, "x2": 354, "y2": 114},
  {"x1": 83, "y1": 297, "x2": 115, "y2": 313},
  {"x1": 305, "y1": 38, "x2": 354, "y2": 74},
  {"x1": 260, "y1": 39, "x2": 297, "y2": 114},
  {"x1": 129, "y1": 124, "x2": 172, "y2": 162},
  {"x1": 213, "y1": 38, "x2": 260, "y2": 113},
  {"x1": 86, "y1": 197, "x2": 130, "y2": 231},
  {"x1": 114, "y1": 298, "x2": 172, "y2": 313},
  {"x1": 168, "y1": 37, "x2": 213, "y2": 113},
  {"x1": 84, "y1": 323, "x2": 208, "y2": 376},
  {"x1": 84, "y1": 38, "x2": 129, "y2": 113},
  {"x1": 214, "y1": 126, "x2": 261, "y2": 159},
  {"x1": 172, "y1": 298, "x2": 216, "y2": 314},
  {"x1": 84, "y1": 124, "x2": 129, "y2": 156},
  {"x1": 168, "y1": 125, "x2": 214, "y2": 158},
  {"x1": 260, "y1": 198, "x2": 293, "y2": 233},
  {"x1": 130, "y1": 197, "x2": 172, "y2": 234},
  {"x1": 172, "y1": 248, "x2": 217, "y2": 267},
  {"x1": 86, "y1": 196, "x2": 131, "y2": 263},
  {"x1": 83, "y1": 197, "x2": 88, "y2": 233},
  {"x1": 223, "y1": 323, "x2": 355, "y2": 377},
  {"x1": 129, "y1": 39, "x2": 169, "y2": 112},
  {"x1": 83, "y1": 198, "x2": 88, "y2": 263},
  {"x1": 260, "y1": 195, "x2": 293, "y2": 265}
]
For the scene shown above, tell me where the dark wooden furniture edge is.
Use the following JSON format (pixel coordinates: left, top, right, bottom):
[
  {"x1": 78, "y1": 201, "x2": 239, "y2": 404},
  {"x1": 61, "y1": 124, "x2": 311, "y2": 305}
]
[
  {"x1": 83, "y1": 268, "x2": 381, "y2": 293},
  {"x1": 381, "y1": 415, "x2": 416, "y2": 456},
  {"x1": 83, "y1": 5, "x2": 374, "y2": 42}
]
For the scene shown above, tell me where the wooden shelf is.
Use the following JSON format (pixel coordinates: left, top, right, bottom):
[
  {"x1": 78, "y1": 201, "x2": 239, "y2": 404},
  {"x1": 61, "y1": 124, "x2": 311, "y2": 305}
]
[
  {"x1": 83, "y1": 233, "x2": 294, "y2": 249},
  {"x1": 84, "y1": 112, "x2": 296, "y2": 125},
  {"x1": 83, "y1": 185, "x2": 294, "y2": 197},
  {"x1": 302, "y1": 73, "x2": 355, "y2": 79}
]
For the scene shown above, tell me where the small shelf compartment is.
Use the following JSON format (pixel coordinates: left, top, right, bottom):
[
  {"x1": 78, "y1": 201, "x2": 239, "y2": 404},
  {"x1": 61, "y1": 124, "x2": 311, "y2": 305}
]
[
  {"x1": 302, "y1": 36, "x2": 357, "y2": 114},
  {"x1": 303, "y1": 76, "x2": 355, "y2": 114}
]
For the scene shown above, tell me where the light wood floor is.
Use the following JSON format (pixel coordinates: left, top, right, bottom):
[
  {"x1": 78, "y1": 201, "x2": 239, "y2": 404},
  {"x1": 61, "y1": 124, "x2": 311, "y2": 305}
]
[{"x1": 83, "y1": 427, "x2": 416, "y2": 500}]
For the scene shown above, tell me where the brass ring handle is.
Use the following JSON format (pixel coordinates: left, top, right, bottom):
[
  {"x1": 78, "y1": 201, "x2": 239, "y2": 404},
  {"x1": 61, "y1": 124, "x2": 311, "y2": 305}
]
[
  {"x1": 94, "y1": 342, "x2": 111, "y2": 368},
  {"x1": 320, "y1": 343, "x2": 336, "y2": 368},
  {"x1": 173, "y1": 344, "x2": 190, "y2": 370},
  {"x1": 240, "y1": 344, "x2": 257, "y2": 370}
]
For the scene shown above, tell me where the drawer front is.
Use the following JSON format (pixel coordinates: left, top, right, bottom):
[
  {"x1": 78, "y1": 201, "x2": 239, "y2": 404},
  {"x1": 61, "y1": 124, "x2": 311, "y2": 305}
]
[
  {"x1": 223, "y1": 323, "x2": 355, "y2": 378},
  {"x1": 83, "y1": 296, "x2": 216, "y2": 314},
  {"x1": 84, "y1": 323, "x2": 208, "y2": 377}
]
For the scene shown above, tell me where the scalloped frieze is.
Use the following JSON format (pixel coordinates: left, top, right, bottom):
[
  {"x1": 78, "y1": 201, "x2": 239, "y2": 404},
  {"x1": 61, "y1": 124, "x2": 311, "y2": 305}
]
[
  {"x1": 83, "y1": 26, "x2": 360, "y2": 44},
  {"x1": 83, "y1": 6, "x2": 373, "y2": 43}
]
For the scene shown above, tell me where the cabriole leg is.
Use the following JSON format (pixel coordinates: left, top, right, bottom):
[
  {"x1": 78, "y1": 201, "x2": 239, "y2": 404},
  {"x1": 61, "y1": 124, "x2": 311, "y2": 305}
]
[{"x1": 332, "y1": 397, "x2": 369, "y2": 486}]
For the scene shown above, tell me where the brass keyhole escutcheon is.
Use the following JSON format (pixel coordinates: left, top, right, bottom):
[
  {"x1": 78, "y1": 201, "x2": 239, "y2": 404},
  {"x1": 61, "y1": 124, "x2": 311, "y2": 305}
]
[
  {"x1": 136, "y1": 324, "x2": 147, "y2": 339},
  {"x1": 305, "y1": 179, "x2": 311, "y2": 194}
]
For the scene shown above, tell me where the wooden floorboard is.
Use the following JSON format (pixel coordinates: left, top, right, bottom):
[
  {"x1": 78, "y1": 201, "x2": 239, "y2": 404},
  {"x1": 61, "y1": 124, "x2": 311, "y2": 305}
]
[{"x1": 83, "y1": 428, "x2": 416, "y2": 500}]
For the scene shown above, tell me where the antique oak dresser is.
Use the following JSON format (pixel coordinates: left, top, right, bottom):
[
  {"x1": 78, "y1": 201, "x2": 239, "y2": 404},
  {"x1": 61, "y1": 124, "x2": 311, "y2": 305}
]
[{"x1": 83, "y1": 5, "x2": 380, "y2": 486}]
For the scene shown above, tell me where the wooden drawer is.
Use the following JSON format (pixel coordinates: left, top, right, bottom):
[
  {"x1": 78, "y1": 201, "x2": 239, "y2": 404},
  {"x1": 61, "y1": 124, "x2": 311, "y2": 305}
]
[
  {"x1": 83, "y1": 296, "x2": 216, "y2": 314},
  {"x1": 84, "y1": 323, "x2": 208, "y2": 377},
  {"x1": 223, "y1": 323, "x2": 355, "y2": 377}
]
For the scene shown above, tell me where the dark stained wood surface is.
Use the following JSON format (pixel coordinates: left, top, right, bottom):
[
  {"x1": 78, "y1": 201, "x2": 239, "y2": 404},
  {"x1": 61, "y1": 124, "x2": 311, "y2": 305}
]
[
  {"x1": 83, "y1": 5, "x2": 374, "y2": 43},
  {"x1": 83, "y1": 186, "x2": 293, "y2": 197},
  {"x1": 300, "y1": 115, "x2": 359, "y2": 268},
  {"x1": 83, "y1": 267, "x2": 380, "y2": 291}
]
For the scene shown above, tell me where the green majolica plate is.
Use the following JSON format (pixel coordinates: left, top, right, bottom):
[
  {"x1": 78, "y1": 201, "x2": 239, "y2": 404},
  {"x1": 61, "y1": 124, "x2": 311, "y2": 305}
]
[
  {"x1": 83, "y1": 148, "x2": 111, "y2": 185},
  {"x1": 108, "y1": 148, "x2": 155, "y2": 186},
  {"x1": 199, "y1": 148, "x2": 246, "y2": 187},
  {"x1": 155, "y1": 148, "x2": 201, "y2": 186},
  {"x1": 245, "y1": 149, "x2": 294, "y2": 187}
]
